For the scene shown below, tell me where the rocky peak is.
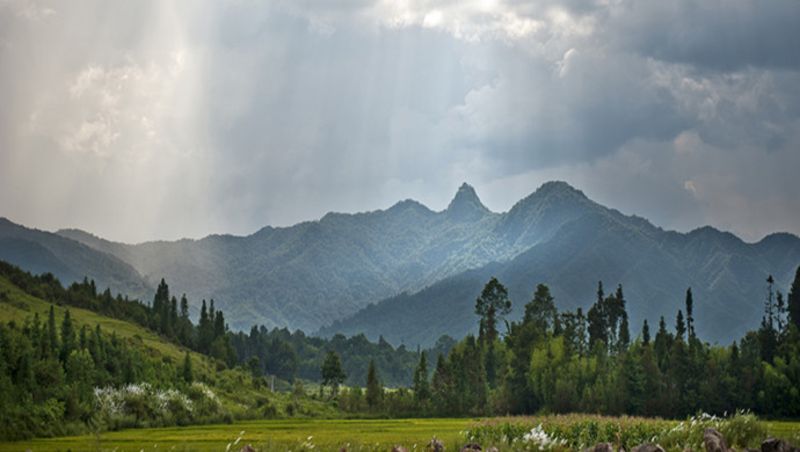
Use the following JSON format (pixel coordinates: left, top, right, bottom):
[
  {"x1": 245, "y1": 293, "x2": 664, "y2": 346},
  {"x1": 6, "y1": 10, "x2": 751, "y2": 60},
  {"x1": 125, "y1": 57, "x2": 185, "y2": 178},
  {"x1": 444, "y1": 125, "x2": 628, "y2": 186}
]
[{"x1": 445, "y1": 183, "x2": 491, "y2": 222}]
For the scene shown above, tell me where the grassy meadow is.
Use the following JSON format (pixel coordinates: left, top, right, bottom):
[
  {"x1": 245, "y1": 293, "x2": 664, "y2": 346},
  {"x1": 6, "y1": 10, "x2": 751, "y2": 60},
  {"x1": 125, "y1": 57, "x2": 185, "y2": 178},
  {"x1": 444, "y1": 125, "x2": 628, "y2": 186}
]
[{"x1": 0, "y1": 416, "x2": 798, "y2": 452}]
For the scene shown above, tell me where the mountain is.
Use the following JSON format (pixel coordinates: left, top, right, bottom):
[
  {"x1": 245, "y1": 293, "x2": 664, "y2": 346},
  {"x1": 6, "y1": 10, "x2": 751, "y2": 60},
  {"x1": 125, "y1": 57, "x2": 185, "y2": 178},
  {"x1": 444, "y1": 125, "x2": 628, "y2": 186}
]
[
  {"x1": 4, "y1": 181, "x2": 798, "y2": 346},
  {"x1": 320, "y1": 184, "x2": 800, "y2": 347},
  {"x1": 56, "y1": 183, "x2": 548, "y2": 332},
  {"x1": 0, "y1": 217, "x2": 151, "y2": 298}
]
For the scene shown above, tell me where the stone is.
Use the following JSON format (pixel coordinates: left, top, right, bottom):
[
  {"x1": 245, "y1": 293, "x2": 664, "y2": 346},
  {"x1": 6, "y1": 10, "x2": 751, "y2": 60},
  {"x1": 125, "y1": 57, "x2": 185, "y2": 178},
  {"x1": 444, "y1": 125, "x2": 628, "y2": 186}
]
[
  {"x1": 632, "y1": 444, "x2": 665, "y2": 452},
  {"x1": 583, "y1": 443, "x2": 614, "y2": 452},
  {"x1": 460, "y1": 444, "x2": 482, "y2": 452},
  {"x1": 761, "y1": 438, "x2": 800, "y2": 452},
  {"x1": 427, "y1": 437, "x2": 445, "y2": 452},
  {"x1": 703, "y1": 428, "x2": 729, "y2": 452}
]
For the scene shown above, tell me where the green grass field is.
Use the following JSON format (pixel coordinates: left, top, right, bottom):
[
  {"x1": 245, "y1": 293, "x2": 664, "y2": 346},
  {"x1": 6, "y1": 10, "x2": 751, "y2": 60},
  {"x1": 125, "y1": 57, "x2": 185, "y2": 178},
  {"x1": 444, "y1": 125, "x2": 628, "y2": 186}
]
[
  {"x1": 0, "y1": 418, "x2": 797, "y2": 452},
  {"x1": 0, "y1": 418, "x2": 473, "y2": 452}
]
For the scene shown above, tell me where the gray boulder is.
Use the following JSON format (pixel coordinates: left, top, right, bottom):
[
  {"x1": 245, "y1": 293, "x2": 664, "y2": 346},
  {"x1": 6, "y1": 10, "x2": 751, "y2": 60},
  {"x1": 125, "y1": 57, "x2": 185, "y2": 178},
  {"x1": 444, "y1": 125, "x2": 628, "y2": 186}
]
[
  {"x1": 762, "y1": 438, "x2": 800, "y2": 452},
  {"x1": 704, "y1": 428, "x2": 730, "y2": 452},
  {"x1": 632, "y1": 444, "x2": 665, "y2": 452}
]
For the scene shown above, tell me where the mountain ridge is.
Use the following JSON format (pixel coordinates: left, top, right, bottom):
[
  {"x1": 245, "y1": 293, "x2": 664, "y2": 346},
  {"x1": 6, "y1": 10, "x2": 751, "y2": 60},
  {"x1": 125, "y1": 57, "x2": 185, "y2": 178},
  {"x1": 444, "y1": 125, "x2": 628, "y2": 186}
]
[{"x1": 3, "y1": 181, "x2": 798, "y2": 346}]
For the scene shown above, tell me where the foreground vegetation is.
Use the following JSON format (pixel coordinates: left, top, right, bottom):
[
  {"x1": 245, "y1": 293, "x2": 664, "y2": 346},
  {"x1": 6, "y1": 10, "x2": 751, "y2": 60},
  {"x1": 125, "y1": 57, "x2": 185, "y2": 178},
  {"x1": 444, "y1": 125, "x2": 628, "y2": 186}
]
[
  {"x1": 0, "y1": 414, "x2": 797, "y2": 452},
  {"x1": 2, "y1": 258, "x2": 800, "y2": 443}
]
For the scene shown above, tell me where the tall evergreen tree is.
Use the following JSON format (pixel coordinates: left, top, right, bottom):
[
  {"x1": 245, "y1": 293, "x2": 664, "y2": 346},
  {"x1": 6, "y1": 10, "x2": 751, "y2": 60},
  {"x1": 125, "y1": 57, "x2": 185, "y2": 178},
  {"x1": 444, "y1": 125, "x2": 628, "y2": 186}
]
[
  {"x1": 675, "y1": 310, "x2": 686, "y2": 342},
  {"x1": 618, "y1": 313, "x2": 631, "y2": 349},
  {"x1": 642, "y1": 319, "x2": 651, "y2": 346},
  {"x1": 182, "y1": 351, "x2": 193, "y2": 383},
  {"x1": 47, "y1": 305, "x2": 58, "y2": 358},
  {"x1": 474, "y1": 277, "x2": 512, "y2": 343},
  {"x1": 787, "y1": 266, "x2": 800, "y2": 331},
  {"x1": 60, "y1": 309, "x2": 75, "y2": 362},
  {"x1": 685, "y1": 288, "x2": 695, "y2": 340},
  {"x1": 587, "y1": 281, "x2": 608, "y2": 348},
  {"x1": 525, "y1": 284, "x2": 557, "y2": 334},
  {"x1": 365, "y1": 360, "x2": 382, "y2": 410},
  {"x1": 413, "y1": 351, "x2": 430, "y2": 404}
]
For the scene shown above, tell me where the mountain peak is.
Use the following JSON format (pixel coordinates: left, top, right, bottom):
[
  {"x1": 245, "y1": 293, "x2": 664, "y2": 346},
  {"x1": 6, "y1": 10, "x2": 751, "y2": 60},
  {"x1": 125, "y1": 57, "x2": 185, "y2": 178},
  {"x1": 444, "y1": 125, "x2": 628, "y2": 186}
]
[
  {"x1": 445, "y1": 182, "x2": 490, "y2": 221},
  {"x1": 535, "y1": 180, "x2": 586, "y2": 198}
]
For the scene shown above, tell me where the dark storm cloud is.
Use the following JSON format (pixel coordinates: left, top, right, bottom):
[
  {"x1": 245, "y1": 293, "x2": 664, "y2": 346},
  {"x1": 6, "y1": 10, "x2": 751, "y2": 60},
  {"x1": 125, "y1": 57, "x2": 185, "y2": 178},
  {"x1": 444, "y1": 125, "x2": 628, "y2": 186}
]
[
  {"x1": 614, "y1": 0, "x2": 800, "y2": 71},
  {"x1": 0, "y1": 0, "x2": 798, "y2": 243}
]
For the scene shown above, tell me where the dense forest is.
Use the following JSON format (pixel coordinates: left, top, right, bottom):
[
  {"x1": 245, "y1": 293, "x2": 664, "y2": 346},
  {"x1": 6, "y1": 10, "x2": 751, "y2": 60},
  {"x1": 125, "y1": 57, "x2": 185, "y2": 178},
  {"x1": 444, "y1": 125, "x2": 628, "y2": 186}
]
[
  {"x1": 2, "y1": 258, "x2": 800, "y2": 441},
  {"x1": 333, "y1": 269, "x2": 800, "y2": 418}
]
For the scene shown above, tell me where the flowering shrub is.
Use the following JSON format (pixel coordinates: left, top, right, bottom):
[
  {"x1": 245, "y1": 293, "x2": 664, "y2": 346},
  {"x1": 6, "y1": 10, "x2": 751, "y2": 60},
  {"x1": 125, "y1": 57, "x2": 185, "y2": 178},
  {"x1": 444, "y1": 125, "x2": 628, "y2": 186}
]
[
  {"x1": 464, "y1": 411, "x2": 766, "y2": 451},
  {"x1": 93, "y1": 382, "x2": 226, "y2": 430}
]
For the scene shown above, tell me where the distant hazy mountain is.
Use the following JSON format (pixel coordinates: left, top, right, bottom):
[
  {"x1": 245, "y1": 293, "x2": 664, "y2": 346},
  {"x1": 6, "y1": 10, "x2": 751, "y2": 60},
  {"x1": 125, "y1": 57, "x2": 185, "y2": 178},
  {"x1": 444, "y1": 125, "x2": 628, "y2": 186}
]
[
  {"x1": 321, "y1": 184, "x2": 800, "y2": 347},
  {"x1": 0, "y1": 217, "x2": 151, "y2": 298},
  {"x1": 5, "y1": 181, "x2": 798, "y2": 347},
  {"x1": 58, "y1": 183, "x2": 569, "y2": 332}
]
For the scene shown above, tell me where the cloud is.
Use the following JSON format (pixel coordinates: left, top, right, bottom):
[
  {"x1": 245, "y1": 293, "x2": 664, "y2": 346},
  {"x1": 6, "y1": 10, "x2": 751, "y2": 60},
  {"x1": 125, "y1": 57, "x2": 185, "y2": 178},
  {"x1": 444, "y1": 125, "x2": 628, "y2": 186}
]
[{"x1": 0, "y1": 0, "x2": 799, "y2": 243}]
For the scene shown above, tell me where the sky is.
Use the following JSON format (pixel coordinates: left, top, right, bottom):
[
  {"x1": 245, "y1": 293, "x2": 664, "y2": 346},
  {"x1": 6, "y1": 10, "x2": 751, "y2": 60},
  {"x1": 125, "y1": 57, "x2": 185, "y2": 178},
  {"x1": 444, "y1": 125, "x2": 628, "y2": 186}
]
[{"x1": 0, "y1": 0, "x2": 799, "y2": 244}]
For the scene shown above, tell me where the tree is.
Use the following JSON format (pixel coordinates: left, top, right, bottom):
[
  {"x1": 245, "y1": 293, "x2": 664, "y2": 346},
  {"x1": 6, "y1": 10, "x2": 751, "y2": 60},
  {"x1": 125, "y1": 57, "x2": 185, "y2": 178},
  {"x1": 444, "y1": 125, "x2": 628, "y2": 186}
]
[
  {"x1": 654, "y1": 316, "x2": 672, "y2": 371},
  {"x1": 525, "y1": 284, "x2": 557, "y2": 334},
  {"x1": 618, "y1": 313, "x2": 631, "y2": 349},
  {"x1": 321, "y1": 350, "x2": 346, "y2": 397},
  {"x1": 474, "y1": 277, "x2": 512, "y2": 344},
  {"x1": 685, "y1": 288, "x2": 695, "y2": 340},
  {"x1": 476, "y1": 277, "x2": 512, "y2": 389},
  {"x1": 182, "y1": 351, "x2": 193, "y2": 383},
  {"x1": 431, "y1": 353, "x2": 452, "y2": 415},
  {"x1": 60, "y1": 309, "x2": 76, "y2": 362},
  {"x1": 47, "y1": 305, "x2": 58, "y2": 358},
  {"x1": 365, "y1": 360, "x2": 382, "y2": 410},
  {"x1": 675, "y1": 310, "x2": 686, "y2": 342},
  {"x1": 642, "y1": 319, "x2": 651, "y2": 346},
  {"x1": 788, "y1": 266, "x2": 800, "y2": 331},
  {"x1": 413, "y1": 351, "x2": 431, "y2": 404}
]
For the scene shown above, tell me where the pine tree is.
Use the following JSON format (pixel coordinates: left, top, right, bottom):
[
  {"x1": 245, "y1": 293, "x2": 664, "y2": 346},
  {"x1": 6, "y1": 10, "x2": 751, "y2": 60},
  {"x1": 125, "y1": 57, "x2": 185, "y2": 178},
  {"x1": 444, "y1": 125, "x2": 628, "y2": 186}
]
[
  {"x1": 474, "y1": 277, "x2": 512, "y2": 343},
  {"x1": 619, "y1": 313, "x2": 631, "y2": 349},
  {"x1": 47, "y1": 305, "x2": 58, "y2": 358},
  {"x1": 365, "y1": 360, "x2": 382, "y2": 410},
  {"x1": 788, "y1": 266, "x2": 800, "y2": 331},
  {"x1": 182, "y1": 351, "x2": 193, "y2": 383},
  {"x1": 642, "y1": 319, "x2": 651, "y2": 346},
  {"x1": 525, "y1": 284, "x2": 557, "y2": 333},
  {"x1": 685, "y1": 288, "x2": 695, "y2": 340},
  {"x1": 654, "y1": 316, "x2": 672, "y2": 371},
  {"x1": 413, "y1": 351, "x2": 431, "y2": 404},
  {"x1": 675, "y1": 310, "x2": 686, "y2": 342},
  {"x1": 60, "y1": 309, "x2": 75, "y2": 362}
]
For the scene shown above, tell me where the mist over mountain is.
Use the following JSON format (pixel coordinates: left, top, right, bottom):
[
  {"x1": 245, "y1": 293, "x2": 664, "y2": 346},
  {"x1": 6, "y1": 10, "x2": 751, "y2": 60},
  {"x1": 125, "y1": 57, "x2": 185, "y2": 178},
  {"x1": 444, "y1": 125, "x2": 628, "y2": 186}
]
[
  {"x1": 3, "y1": 181, "x2": 798, "y2": 347},
  {"x1": 0, "y1": 218, "x2": 151, "y2": 298}
]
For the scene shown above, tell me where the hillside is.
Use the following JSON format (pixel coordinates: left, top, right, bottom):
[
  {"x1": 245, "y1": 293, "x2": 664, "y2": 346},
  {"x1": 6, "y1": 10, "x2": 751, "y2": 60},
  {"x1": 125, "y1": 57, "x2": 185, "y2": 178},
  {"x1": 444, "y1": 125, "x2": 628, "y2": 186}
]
[
  {"x1": 0, "y1": 218, "x2": 151, "y2": 299},
  {"x1": 0, "y1": 273, "x2": 212, "y2": 376}
]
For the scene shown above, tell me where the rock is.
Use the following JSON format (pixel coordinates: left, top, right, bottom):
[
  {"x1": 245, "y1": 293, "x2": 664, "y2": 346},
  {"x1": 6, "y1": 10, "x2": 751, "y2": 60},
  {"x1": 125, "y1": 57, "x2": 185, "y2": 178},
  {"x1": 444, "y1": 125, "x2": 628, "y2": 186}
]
[
  {"x1": 392, "y1": 446, "x2": 409, "y2": 452},
  {"x1": 240, "y1": 445, "x2": 256, "y2": 452},
  {"x1": 762, "y1": 438, "x2": 800, "y2": 452},
  {"x1": 427, "y1": 437, "x2": 445, "y2": 452},
  {"x1": 632, "y1": 444, "x2": 665, "y2": 452},
  {"x1": 460, "y1": 444, "x2": 482, "y2": 452},
  {"x1": 583, "y1": 443, "x2": 614, "y2": 452},
  {"x1": 703, "y1": 428, "x2": 730, "y2": 452},
  {"x1": 486, "y1": 447, "x2": 499, "y2": 452}
]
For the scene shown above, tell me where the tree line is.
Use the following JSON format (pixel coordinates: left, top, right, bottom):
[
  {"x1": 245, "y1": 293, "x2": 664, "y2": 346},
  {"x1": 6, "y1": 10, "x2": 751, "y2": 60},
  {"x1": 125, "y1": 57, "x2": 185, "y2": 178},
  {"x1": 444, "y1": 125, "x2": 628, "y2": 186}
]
[{"x1": 329, "y1": 267, "x2": 800, "y2": 418}]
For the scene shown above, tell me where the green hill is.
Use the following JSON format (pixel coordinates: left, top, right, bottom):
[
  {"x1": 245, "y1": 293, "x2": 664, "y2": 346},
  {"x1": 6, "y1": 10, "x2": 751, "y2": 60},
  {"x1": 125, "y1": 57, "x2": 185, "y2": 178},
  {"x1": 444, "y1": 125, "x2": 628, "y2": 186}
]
[{"x1": 0, "y1": 270, "x2": 339, "y2": 441}]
